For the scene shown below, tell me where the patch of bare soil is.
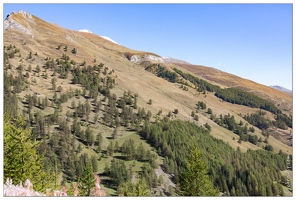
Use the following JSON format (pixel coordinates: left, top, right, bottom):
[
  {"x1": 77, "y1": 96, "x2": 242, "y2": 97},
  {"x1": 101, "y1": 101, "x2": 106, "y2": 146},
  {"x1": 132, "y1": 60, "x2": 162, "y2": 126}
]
[{"x1": 267, "y1": 128, "x2": 292, "y2": 147}]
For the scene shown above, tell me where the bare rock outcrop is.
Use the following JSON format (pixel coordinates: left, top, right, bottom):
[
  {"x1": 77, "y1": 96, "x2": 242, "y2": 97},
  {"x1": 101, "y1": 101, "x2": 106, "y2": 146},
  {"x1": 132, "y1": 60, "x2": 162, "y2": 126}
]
[{"x1": 4, "y1": 11, "x2": 34, "y2": 38}]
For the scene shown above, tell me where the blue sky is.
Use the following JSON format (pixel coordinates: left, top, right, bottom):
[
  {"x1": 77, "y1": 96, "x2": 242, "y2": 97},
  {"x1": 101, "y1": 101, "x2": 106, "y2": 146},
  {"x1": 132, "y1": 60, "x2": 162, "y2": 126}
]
[{"x1": 3, "y1": 3, "x2": 293, "y2": 90}]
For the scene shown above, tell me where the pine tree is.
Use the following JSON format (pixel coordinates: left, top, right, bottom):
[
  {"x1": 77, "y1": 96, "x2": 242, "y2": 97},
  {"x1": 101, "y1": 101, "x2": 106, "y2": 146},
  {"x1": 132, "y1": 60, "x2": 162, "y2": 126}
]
[
  {"x1": 85, "y1": 126, "x2": 94, "y2": 146},
  {"x1": 112, "y1": 127, "x2": 118, "y2": 139},
  {"x1": 96, "y1": 133, "x2": 103, "y2": 153},
  {"x1": 114, "y1": 141, "x2": 119, "y2": 153},
  {"x1": 118, "y1": 179, "x2": 151, "y2": 196},
  {"x1": 136, "y1": 142, "x2": 146, "y2": 160},
  {"x1": 148, "y1": 99, "x2": 152, "y2": 105},
  {"x1": 4, "y1": 113, "x2": 54, "y2": 193},
  {"x1": 177, "y1": 146, "x2": 218, "y2": 196},
  {"x1": 78, "y1": 161, "x2": 95, "y2": 196},
  {"x1": 104, "y1": 163, "x2": 110, "y2": 175},
  {"x1": 107, "y1": 141, "x2": 114, "y2": 157},
  {"x1": 94, "y1": 113, "x2": 98, "y2": 124},
  {"x1": 91, "y1": 155, "x2": 98, "y2": 172},
  {"x1": 230, "y1": 186, "x2": 236, "y2": 196}
]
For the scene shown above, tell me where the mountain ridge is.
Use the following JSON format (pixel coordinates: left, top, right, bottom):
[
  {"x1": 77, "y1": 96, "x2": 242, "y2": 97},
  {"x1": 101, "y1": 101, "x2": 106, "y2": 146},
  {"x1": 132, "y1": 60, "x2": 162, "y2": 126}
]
[{"x1": 270, "y1": 85, "x2": 292, "y2": 94}]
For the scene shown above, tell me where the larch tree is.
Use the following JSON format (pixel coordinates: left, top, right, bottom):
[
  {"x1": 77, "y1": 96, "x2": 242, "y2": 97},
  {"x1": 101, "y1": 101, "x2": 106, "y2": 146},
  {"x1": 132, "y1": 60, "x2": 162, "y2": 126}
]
[
  {"x1": 78, "y1": 161, "x2": 95, "y2": 196},
  {"x1": 4, "y1": 113, "x2": 54, "y2": 193},
  {"x1": 117, "y1": 179, "x2": 150, "y2": 196},
  {"x1": 177, "y1": 146, "x2": 219, "y2": 196}
]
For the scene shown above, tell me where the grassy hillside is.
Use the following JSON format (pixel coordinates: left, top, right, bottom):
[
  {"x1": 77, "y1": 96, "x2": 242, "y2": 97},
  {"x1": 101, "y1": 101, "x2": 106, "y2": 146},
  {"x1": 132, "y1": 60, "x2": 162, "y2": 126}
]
[{"x1": 3, "y1": 11, "x2": 292, "y2": 196}]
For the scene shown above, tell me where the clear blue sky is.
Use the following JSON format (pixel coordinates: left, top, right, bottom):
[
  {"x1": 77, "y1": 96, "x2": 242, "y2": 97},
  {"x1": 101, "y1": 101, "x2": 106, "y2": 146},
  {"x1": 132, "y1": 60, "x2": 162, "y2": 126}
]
[{"x1": 3, "y1": 3, "x2": 293, "y2": 90}]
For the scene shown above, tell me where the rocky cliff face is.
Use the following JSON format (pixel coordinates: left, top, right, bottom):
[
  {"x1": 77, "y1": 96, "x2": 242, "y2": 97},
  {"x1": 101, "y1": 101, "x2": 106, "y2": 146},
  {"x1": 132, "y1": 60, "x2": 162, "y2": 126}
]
[{"x1": 4, "y1": 11, "x2": 35, "y2": 38}]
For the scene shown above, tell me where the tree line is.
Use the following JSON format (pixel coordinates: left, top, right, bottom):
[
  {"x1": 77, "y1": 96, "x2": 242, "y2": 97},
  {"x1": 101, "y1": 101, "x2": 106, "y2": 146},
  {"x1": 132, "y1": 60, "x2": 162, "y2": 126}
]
[
  {"x1": 146, "y1": 64, "x2": 178, "y2": 83},
  {"x1": 173, "y1": 68, "x2": 291, "y2": 129}
]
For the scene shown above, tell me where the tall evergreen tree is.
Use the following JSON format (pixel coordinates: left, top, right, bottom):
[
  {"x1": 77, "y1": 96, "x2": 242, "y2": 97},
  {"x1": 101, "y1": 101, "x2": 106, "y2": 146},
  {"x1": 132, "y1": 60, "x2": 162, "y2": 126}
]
[
  {"x1": 91, "y1": 155, "x2": 98, "y2": 172},
  {"x1": 4, "y1": 113, "x2": 54, "y2": 193},
  {"x1": 78, "y1": 161, "x2": 95, "y2": 196},
  {"x1": 118, "y1": 179, "x2": 151, "y2": 196},
  {"x1": 177, "y1": 147, "x2": 218, "y2": 196}
]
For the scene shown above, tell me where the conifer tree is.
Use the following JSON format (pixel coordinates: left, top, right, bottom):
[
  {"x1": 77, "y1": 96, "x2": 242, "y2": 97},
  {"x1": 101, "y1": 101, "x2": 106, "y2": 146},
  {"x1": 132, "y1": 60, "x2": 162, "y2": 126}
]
[
  {"x1": 4, "y1": 113, "x2": 54, "y2": 193},
  {"x1": 114, "y1": 141, "x2": 119, "y2": 153},
  {"x1": 91, "y1": 155, "x2": 98, "y2": 172},
  {"x1": 78, "y1": 161, "x2": 95, "y2": 196},
  {"x1": 85, "y1": 126, "x2": 94, "y2": 146},
  {"x1": 112, "y1": 127, "x2": 118, "y2": 139},
  {"x1": 107, "y1": 141, "x2": 114, "y2": 157},
  {"x1": 177, "y1": 146, "x2": 218, "y2": 196},
  {"x1": 118, "y1": 179, "x2": 151, "y2": 196}
]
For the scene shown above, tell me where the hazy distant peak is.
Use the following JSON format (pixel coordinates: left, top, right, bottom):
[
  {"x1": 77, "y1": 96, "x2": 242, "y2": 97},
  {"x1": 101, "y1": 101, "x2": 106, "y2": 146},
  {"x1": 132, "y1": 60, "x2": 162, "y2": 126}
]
[
  {"x1": 270, "y1": 85, "x2": 292, "y2": 94},
  {"x1": 79, "y1": 29, "x2": 93, "y2": 33}
]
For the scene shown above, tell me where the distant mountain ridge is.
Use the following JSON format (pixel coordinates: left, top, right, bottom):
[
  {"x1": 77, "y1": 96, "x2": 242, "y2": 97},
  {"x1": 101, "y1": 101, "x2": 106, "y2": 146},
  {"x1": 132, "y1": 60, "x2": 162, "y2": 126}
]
[{"x1": 270, "y1": 85, "x2": 292, "y2": 94}]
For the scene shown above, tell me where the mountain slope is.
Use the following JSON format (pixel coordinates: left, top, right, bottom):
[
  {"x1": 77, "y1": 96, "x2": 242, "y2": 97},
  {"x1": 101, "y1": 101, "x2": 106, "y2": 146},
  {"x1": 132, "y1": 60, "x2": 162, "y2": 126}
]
[
  {"x1": 4, "y1": 11, "x2": 292, "y2": 116},
  {"x1": 4, "y1": 10, "x2": 292, "y2": 152},
  {"x1": 172, "y1": 63, "x2": 292, "y2": 115},
  {"x1": 3, "y1": 11, "x2": 293, "y2": 196}
]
